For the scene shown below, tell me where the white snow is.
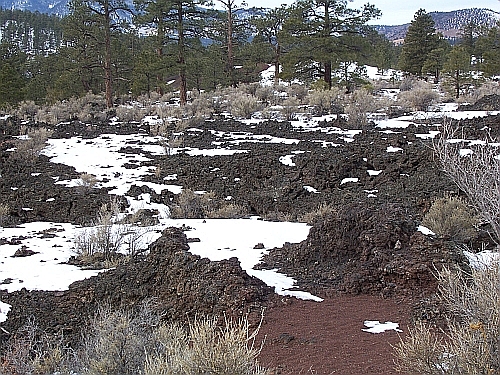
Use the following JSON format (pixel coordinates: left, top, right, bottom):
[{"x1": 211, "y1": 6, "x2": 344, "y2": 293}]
[
  {"x1": 0, "y1": 301, "x2": 10, "y2": 323},
  {"x1": 387, "y1": 146, "x2": 403, "y2": 153},
  {"x1": 362, "y1": 320, "x2": 403, "y2": 334},
  {"x1": 417, "y1": 225, "x2": 435, "y2": 236},
  {"x1": 340, "y1": 177, "x2": 359, "y2": 185}
]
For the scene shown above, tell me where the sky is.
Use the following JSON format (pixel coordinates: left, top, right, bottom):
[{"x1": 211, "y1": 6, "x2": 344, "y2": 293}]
[{"x1": 245, "y1": 0, "x2": 500, "y2": 26}]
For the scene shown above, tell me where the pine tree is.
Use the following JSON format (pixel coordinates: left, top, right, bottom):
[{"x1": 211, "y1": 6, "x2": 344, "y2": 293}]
[
  {"x1": 67, "y1": 0, "x2": 134, "y2": 108},
  {"x1": 399, "y1": 9, "x2": 440, "y2": 77},
  {"x1": 134, "y1": 0, "x2": 209, "y2": 105},
  {"x1": 281, "y1": 0, "x2": 379, "y2": 89},
  {"x1": 443, "y1": 45, "x2": 471, "y2": 99},
  {"x1": 476, "y1": 23, "x2": 500, "y2": 77},
  {"x1": 0, "y1": 43, "x2": 27, "y2": 106},
  {"x1": 252, "y1": 5, "x2": 289, "y2": 86}
]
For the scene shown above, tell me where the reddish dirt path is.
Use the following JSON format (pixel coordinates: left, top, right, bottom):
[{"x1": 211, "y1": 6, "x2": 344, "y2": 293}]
[{"x1": 257, "y1": 294, "x2": 410, "y2": 374}]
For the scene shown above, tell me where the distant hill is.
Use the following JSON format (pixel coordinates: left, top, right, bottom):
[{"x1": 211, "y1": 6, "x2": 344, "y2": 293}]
[
  {"x1": 0, "y1": 0, "x2": 68, "y2": 16},
  {"x1": 374, "y1": 8, "x2": 500, "y2": 42}
]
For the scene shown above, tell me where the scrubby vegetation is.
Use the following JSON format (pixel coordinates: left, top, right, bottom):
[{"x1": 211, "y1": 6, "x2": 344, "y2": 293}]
[{"x1": 0, "y1": 303, "x2": 267, "y2": 375}]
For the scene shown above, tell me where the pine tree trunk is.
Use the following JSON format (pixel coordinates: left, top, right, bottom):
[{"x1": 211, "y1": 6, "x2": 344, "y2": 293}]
[
  {"x1": 227, "y1": 4, "x2": 235, "y2": 87},
  {"x1": 274, "y1": 44, "x2": 280, "y2": 86},
  {"x1": 178, "y1": 3, "x2": 187, "y2": 106},
  {"x1": 324, "y1": 61, "x2": 332, "y2": 90},
  {"x1": 104, "y1": 2, "x2": 113, "y2": 109}
]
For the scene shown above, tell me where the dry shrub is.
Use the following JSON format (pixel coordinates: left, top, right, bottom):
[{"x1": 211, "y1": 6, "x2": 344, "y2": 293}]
[
  {"x1": 169, "y1": 189, "x2": 215, "y2": 219},
  {"x1": 0, "y1": 318, "x2": 67, "y2": 375},
  {"x1": 15, "y1": 100, "x2": 39, "y2": 121},
  {"x1": 345, "y1": 88, "x2": 377, "y2": 127},
  {"x1": 14, "y1": 127, "x2": 53, "y2": 162},
  {"x1": 72, "y1": 200, "x2": 124, "y2": 264},
  {"x1": 393, "y1": 322, "x2": 447, "y2": 375},
  {"x1": 75, "y1": 303, "x2": 267, "y2": 375},
  {"x1": 395, "y1": 264, "x2": 500, "y2": 374},
  {"x1": 433, "y1": 122, "x2": 500, "y2": 242},
  {"x1": 228, "y1": 91, "x2": 262, "y2": 119},
  {"x1": 179, "y1": 316, "x2": 267, "y2": 375},
  {"x1": 421, "y1": 196, "x2": 478, "y2": 242},
  {"x1": 457, "y1": 81, "x2": 500, "y2": 105},
  {"x1": 185, "y1": 95, "x2": 215, "y2": 119},
  {"x1": 0, "y1": 203, "x2": 9, "y2": 226},
  {"x1": 299, "y1": 202, "x2": 335, "y2": 225},
  {"x1": 255, "y1": 86, "x2": 275, "y2": 105},
  {"x1": 76, "y1": 173, "x2": 99, "y2": 192},
  {"x1": 115, "y1": 105, "x2": 149, "y2": 122},
  {"x1": 34, "y1": 92, "x2": 108, "y2": 124},
  {"x1": 286, "y1": 84, "x2": 309, "y2": 101},
  {"x1": 399, "y1": 76, "x2": 420, "y2": 92},
  {"x1": 279, "y1": 97, "x2": 301, "y2": 121},
  {"x1": 397, "y1": 81, "x2": 440, "y2": 111},
  {"x1": 207, "y1": 203, "x2": 247, "y2": 219},
  {"x1": 77, "y1": 305, "x2": 157, "y2": 375},
  {"x1": 305, "y1": 87, "x2": 344, "y2": 116},
  {"x1": 170, "y1": 190, "x2": 247, "y2": 219},
  {"x1": 262, "y1": 211, "x2": 295, "y2": 222}
]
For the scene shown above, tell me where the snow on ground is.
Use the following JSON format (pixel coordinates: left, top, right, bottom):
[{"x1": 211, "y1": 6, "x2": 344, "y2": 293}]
[
  {"x1": 6, "y1": 82, "x2": 500, "y2": 329},
  {"x1": 0, "y1": 218, "x2": 316, "y2": 300},
  {"x1": 0, "y1": 301, "x2": 10, "y2": 323},
  {"x1": 1, "y1": 128, "x2": 322, "y2": 316},
  {"x1": 362, "y1": 320, "x2": 403, "y2": 334}
]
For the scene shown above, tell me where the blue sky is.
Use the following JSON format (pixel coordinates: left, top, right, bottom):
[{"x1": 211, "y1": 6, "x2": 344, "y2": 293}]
[{"x1": 245, "y1": 0, "x2": 500, "y2": 25}]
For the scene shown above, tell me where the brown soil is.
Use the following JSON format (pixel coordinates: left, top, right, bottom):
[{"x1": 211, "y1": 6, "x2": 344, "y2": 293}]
[{"x1": 258, "y1": 294, "x2": 410, "y2": 375}]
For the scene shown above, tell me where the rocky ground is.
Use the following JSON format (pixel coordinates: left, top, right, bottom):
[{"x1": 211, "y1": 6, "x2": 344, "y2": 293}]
[{"x1": 1, "y1": 98, "x2": 500, "y2": 372}]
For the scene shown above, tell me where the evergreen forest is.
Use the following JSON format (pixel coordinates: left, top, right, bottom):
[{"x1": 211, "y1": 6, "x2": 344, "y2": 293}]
[{"x1": 0, "y1": 3, "x2": 499, "y2": 108}]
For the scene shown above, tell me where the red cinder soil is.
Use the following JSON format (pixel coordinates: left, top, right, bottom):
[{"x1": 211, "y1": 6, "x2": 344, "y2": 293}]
[{"x1": 257, "y1": 294, "x2": 410, "y2": 375}]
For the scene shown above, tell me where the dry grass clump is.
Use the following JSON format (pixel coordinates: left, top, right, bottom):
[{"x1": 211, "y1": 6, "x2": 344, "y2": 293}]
[
  {"x1": 299, "y1": 203, "x2": 335, "y2": 225},
  {"x1": 169, "y1": 189, "x2": 247, "y2": 219},
  {"x1": 422, "y1": 196, "x2": 478, "y2": 242},
  {"x1": 395, "y1": 264, "x2": 500, "y2": 374}
]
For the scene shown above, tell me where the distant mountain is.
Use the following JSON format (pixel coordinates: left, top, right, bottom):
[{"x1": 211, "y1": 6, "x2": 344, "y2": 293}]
[
  {"x1": 374, "y1": 8, "x2": 500, "y2": 42},
  {"x1": 0, "y1": 0, "x2": 68, "y2": 16}
]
